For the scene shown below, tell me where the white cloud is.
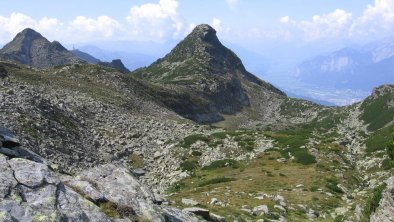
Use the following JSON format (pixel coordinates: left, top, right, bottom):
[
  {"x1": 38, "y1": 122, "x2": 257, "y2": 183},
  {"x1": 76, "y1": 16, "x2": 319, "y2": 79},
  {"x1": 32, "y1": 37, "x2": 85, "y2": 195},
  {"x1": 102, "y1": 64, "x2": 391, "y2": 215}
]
[
  {"x1": 126, "y1": 0, "x2": 183, "y2": 40},
  {"x1": 278, "y1": 9, "x2": 353, "y2": 42},
  {"x1": 211, "y1": 18, "x2": 222, "y2": 32},
  {"x1": 0, "y1": 13, "x2": 64, "y2": 43},
  {"x1": 226, "y1": 0, "x2": 239, "y2": 9},
  {"x1": 278, "y1": 0, "x2": 394, "y2": 42},
  {"x1": 299, "y1": 9, "x2": 352, "y2": 41},
  {"x1": 280, "y1": 16, "x2": 290, "y2": 24},
  {"x1": 350, "y1": 0, "x2": 394, "y2": 39},
  {"x1": 69, "y1": 16, "x2": 122, "y2": 40}
]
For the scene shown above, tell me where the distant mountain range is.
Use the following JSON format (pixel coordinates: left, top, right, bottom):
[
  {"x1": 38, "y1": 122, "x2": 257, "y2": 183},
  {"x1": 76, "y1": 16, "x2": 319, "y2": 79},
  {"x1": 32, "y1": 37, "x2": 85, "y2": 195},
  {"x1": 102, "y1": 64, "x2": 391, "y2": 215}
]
[{"x1": 295, "y1": 40, "x2": 394, "y2": 91}]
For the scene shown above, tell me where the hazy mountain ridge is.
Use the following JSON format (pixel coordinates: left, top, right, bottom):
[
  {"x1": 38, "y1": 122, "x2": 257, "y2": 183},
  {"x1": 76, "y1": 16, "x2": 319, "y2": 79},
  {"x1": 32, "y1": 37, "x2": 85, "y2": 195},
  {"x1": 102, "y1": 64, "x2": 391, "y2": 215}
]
[{"x1": 296, "y1": 41, "x2": 394, "y2": 90}]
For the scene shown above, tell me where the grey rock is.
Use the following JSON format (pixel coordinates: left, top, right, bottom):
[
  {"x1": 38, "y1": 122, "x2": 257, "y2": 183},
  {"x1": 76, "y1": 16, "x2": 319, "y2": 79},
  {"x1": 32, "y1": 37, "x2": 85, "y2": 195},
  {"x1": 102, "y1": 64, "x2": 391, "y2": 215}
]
[
  {"x1": 57, "y1": 183, "x2": 112, "y2": 222},
  {"x1": 0, "y1": 154, "x2": 18, "y2": 198},
  {"x1": 0, "y1": 126, "x2": 20, "y2": 148},
  {"x1": 8, "y1": 158, "x2": 49, "y2": 187},
  {"x1": 370, "y1": 177, "x2": 394, "y2": 222},
  {"x1": 253, "y1": 205, "x2": 269, "y2": 216},
  {"x1": 132, "y1": 168, "x2": 146, "y2": 177},
  {"x1": 162, "y1": 206, "x2": 200, "y2": 222},
  {"x1": 74, "y1": 163, "x2": 164, "y2": 221},
  {"x1": 182, "y1": 198, "x2": 199, "y2": 206},
  {"x1": 0, "y1": 199, "x2": 32, "y2": 221},
  {"x1": 210, "y1": 212, "x2": 226, "y2": 222},
  {"x1": 1, "y1": 146, "x2": 47, "y2": 164},
  {"x1": 307, "y1": 208, "x2": 319, "y2": 219},
  {"x1": 66, "y1": 180, "x2": 106, "y2": 202},
  {"x1": 183, "y1": 207, "x2": 211, "y2": 221}
]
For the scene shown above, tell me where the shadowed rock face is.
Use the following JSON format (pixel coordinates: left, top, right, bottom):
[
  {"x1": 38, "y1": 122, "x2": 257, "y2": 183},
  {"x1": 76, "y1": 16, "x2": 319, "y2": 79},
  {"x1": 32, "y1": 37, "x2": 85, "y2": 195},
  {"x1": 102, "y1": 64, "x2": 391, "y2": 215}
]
[
  {"x1": 0, "y1": 28, "x2": 82, "y2": 68},
  {"x1": 133, "y1": 24, "x2": 284, "y2": 123}
]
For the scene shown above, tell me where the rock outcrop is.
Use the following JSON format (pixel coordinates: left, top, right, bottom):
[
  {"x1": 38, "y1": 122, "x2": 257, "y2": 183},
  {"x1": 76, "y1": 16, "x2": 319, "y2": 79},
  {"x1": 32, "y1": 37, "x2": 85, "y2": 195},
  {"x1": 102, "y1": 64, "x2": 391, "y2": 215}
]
[{"x1": 0, "y1": 127, "x2": 203, "y2": 221}]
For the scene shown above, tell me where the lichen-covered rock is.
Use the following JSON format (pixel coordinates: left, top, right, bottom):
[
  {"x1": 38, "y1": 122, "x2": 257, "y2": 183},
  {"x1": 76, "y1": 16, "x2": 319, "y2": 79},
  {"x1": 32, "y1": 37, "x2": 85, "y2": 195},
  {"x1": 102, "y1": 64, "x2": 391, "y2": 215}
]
[
  {"x1": 8, "y1": 158, "x2": 49, "y2": 187},
  {"x1": 0, "y1": 154, "x2": 17, "y2": 198},
  {"x1": 69, "y1": 164, "x2": 164, "y2": 221},
  {"x1": 57, "y1": 183, "x2": 112, "y2": 222}
]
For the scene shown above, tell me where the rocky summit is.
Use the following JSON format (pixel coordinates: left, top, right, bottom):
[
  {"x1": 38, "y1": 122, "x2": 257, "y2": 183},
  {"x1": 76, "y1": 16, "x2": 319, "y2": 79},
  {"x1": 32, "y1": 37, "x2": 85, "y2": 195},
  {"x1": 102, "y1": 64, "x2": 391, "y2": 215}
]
[
  {"x1": 0, "y1": 28, "x2": 82, "y2": 69},
  {"x1": 0, "y1": 25, "x2": 393, "y2": 222},
  {"x1": 133, "y1": 24, "x2": 285, "y2": 123}
]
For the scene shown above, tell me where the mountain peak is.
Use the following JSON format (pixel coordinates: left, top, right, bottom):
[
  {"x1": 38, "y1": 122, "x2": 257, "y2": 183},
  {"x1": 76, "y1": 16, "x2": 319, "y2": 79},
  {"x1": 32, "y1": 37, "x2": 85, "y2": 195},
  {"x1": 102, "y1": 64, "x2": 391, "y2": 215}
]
[
  {"x1": 189, "y1": 24, "x2": 218, "y2": 42},
  {"x1": 18, "y1": 28, "x2": 43, "y2": 39},
  {"x1": 0, "y1": 28, "x2": 81, "y2": 68},
  {"x1": 132, "y1": 23, "x2": 285, "y2": 123}
]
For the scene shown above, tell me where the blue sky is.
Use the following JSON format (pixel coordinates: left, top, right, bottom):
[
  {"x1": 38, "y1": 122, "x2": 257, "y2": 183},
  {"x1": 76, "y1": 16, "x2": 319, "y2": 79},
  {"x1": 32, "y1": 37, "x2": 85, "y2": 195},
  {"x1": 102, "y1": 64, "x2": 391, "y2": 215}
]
[{"x1": 0, "y1": 0, "x2": 393, "y2": 53}]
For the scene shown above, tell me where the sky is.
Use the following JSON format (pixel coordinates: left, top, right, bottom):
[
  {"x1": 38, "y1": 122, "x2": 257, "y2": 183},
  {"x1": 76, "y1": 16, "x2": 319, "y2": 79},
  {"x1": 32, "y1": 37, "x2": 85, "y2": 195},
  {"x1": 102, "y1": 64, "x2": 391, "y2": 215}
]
[{"x1": 0, "y1": 0, "x2": 393, "y2": 54}]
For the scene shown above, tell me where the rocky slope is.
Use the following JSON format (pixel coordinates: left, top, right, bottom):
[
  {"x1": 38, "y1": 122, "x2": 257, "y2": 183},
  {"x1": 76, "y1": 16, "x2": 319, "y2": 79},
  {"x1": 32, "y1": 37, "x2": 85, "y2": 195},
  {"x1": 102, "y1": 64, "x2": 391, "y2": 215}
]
[{"x1": 0, "y1": 28, "x2": 82, "y2": 69}]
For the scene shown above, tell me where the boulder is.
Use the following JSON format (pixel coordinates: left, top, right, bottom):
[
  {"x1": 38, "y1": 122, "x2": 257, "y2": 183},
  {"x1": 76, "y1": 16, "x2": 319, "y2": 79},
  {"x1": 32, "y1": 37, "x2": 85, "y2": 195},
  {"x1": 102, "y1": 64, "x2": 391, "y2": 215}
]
[
  {"x1": 71, "y1": 163, "x2": 164, "y2": 221},
  {"x1": 8, "y1": 158, "x2": 49, "y2": 187},
  {"x1": 182, "y1": 198, "x2": 199, "y2": 206},
  {"x1": 0, "y1": 154, "x2": 18, "y2": 198},
  {"x1": 162, "y1": 206, "x2": 200, "y2": 222},
  {"x1": 0, "y1": 126, "x2": 20, "y2": 148},
  {"x1": 183, "y1": 207, "x2": 211, "y2": 221},
  {"x1": 253, "y1": 205, "x2": 269, "y2": 216}
]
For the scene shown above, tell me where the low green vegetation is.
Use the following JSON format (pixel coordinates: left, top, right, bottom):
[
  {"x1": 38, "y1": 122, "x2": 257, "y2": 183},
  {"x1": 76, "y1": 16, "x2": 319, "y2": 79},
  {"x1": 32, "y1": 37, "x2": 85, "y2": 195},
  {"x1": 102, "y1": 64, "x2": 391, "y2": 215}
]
[
  {"x1": 361, "y1": 94, "x2": 394, "y2": 131},
  {"x1": 198, "y1": 177, "x2": 236, "y2": 187},
  {"x1": 387, "y1": 134, "x2": 394, "y2": 160},
  {"x1": 180, "y1": 160, "x2": 198, "y2": 171},
  {"x1": 179, "y1": 134, "x2": 210, "y2": 148},
  {"x1": 361, "y1": 183, "x2": 387, "y2": 221},
  {"x1": 366, "y1": 125, "x2": 394, "y2": 153},
  {"x1": 202, "y1": 159, "x2": 240, "y2": 170},
  {"x1": 265, "y1": 129, "x2": 316, "y2": 165},
  {"x1": 99, "y1": 201, "x2": 135, "y2": 219},
  {"x1": 325, "y1": 178, "x2": 344, "y2": 194}
]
